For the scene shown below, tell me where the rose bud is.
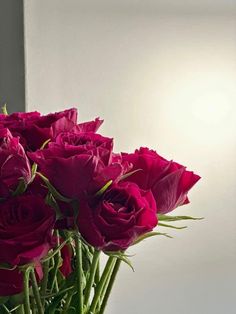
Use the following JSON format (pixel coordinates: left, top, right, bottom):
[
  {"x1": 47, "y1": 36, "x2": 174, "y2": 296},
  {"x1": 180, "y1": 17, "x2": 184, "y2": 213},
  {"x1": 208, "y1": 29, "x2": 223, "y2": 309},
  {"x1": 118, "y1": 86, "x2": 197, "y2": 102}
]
[
  {"x1": 29, "y1": 132, "x2": 124, "y2": 199},
  {"x1": 0, "y1": 128, "x2": 31, "y2": 198},
  {"x1": 122, "y1": 147, "x2": 201, "y2": 214},
  {"x1": 77, "y1": 182, "x2": 157, "y2": 251},
  {"x1": 60, "y1": 242, "x2": 73, "y2": 278},
  {"x1": 0, "y1": 195, "x2": 55, "y2": 266}
]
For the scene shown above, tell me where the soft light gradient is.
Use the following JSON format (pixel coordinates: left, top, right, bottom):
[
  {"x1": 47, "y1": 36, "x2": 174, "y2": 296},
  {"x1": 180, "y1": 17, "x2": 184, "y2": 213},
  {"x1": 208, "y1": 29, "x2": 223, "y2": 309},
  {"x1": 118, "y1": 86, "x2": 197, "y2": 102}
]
[{"x1": 24, "y1": 1, "x2": 236, "y2": 313}]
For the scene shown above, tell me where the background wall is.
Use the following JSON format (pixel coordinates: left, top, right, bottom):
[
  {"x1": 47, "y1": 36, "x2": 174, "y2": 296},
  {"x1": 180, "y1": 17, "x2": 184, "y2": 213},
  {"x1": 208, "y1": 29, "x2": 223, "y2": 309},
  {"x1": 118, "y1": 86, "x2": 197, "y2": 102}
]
[
  {"x1": 0, "y1": 0, "x2": 25, "y2": 112},
  {"x1": 24, "y1": 1, "x2": 236, "y2": 313}
]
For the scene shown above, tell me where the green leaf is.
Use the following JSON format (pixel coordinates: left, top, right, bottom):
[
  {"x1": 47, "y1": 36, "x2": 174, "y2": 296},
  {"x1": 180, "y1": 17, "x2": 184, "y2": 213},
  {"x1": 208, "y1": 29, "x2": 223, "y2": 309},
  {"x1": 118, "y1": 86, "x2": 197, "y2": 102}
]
[
  {"x1": 36, "y1": 172, "x2": 72, "y2": 203},
  {"x1": 11, "y1": 179, "x2": 27, "y2": 196},
  {"x1": 95, "y1": 180, "x2": 113, "y2": 197},
  {"x1": 105, "y1": 251, "x2": 134, "y2": 271},
  {"x1": 29, "y1": 139, "x2": 51, "y2": 184},
  {"x1": 158, "y1": 222, "x2": 187, "y2": 230},
  {"x1": 133, "y1": 231, "x2": 172, "y2": 245},
  {"x1": 45, "y1": 193, "x2": 62, "y2": 219},
  {"x1": 42, "y1": 239, "x2": 70, "y2": 263},
  {"x1": 120, "y1": 169, "x2": 142, "y2": 181},
  {"x1": 0, "y1": 304, "x2": 10, "y2": 313},
  {"x1": 0, "y1": 297, "x2": 9, "y2": 305},
  {"x1": 158, "y1": 214, "x2": 203, "y2": 222},
  {"x1": 0, "y1": 263, "x2": 17, "y2": 270},
  {"x1": 40, "y1": 138, "x2": 51, "y2": 149},
  {"x1": 1, "y1": 104, "x2": 8, "y2": 115}
]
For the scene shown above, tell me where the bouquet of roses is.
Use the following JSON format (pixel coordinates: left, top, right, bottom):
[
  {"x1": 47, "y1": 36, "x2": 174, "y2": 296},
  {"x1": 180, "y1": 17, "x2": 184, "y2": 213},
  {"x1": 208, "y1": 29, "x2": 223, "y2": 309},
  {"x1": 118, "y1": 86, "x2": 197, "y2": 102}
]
[{"x1": 0, "y1": 106, "x2": 200, "y2": 314}]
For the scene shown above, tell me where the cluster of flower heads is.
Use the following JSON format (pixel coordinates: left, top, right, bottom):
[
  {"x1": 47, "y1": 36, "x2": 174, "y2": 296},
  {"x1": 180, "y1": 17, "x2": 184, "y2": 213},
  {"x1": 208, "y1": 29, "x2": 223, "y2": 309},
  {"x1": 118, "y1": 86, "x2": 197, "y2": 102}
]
[{"x1": 0, "y1": 108, "x2": 200, "y2": 296}]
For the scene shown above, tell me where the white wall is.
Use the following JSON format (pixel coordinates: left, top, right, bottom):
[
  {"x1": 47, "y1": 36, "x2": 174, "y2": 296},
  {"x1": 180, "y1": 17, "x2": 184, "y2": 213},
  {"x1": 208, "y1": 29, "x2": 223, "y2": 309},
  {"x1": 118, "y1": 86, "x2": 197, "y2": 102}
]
[{"x1": 24, "y1": 1, "x2": 236, "y2": 313}]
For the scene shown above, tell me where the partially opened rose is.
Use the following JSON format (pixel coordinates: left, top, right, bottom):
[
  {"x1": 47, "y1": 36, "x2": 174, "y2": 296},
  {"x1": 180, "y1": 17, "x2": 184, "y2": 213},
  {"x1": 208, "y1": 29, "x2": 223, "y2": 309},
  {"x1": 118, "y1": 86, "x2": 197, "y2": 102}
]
[
  {"x1": 77, "y1": 182, "x2": 158, "y2": 251},
  {"x1": 0, "y1": 195, "x2": 55, "y2": 266},
  {"x1": 29, "y1": 132, "x2": 124, "y2": 199},
  {"x1": 122, "y1": 147, "x2": 200, "y2": 214},
  {"x1": 0, "y1": 128, "x2": 31, "y2": 198}
]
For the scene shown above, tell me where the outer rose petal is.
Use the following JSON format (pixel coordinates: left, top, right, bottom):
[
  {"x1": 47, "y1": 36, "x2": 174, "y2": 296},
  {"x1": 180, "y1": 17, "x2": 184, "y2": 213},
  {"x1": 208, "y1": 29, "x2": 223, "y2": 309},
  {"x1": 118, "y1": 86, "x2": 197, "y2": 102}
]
[
  {"x1": 122, "y1": 147, "x2": 200, "y2": 214},
  {"x1": 0, "y1": 269, "x2": 24, "y2": 296},
  {"x1": 74, "y1": 118, "x2": 103, "y2": 133},
  {"x1": 0, "y1": 264, "x2": 43, "y2": 296},
  {"x1": 29, "y1": 152, "x2": 101, "y2": 199}
]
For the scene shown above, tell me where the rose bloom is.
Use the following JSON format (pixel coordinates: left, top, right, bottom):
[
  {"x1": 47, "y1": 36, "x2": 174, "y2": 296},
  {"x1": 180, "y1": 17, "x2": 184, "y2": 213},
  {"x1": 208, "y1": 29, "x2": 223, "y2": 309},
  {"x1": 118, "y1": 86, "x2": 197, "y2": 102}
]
[
  {"x1": 0, "y1": 108, "x2": 78, "y2": 150},
  {"x1": 77, "y1": 182, "x2": 157, "y2": 251},
  {"x1": 29, "y1": 132, "x2": 124, "y2": 199},
  {"x1": 121, "y1": 147, "x2": 201, "y2": 214},
  {"x1": 0, "y1": 128, "x2": 31, "y2": 198},
  {"x1": 0, "y1": 195, "x2": 55, "y2": 266}
]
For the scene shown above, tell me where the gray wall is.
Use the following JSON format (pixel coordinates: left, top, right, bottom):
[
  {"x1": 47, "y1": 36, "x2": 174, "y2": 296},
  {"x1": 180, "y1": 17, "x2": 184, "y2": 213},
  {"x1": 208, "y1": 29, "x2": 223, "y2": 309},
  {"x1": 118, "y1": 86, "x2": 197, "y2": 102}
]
[
  {"x1": 0, "y1": 0, "x2": 25, "y2": 113},
  {"x1": 24, "y1": 1, "x2": 236, "y2": 313}
]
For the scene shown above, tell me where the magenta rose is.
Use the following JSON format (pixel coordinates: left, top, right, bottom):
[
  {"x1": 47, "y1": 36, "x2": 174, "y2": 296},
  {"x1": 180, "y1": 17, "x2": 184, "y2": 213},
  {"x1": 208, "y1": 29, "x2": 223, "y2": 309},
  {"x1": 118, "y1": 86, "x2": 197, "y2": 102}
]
[
  {"x1": 0, "y1": 111, "x2": 41, "y2": 148},
  {"x1": 22, "y1": 108, "x2": 78, "y2": 150},
  {"x1": 0, "y1": 108, "x2": 78, "y2": 151},
  {"x1": 0, "y1": 128, "x2": 31, "y2": 198},
  {"x1": 73, "y1": 117, "x2": 103, "y2": 133},
  {"x1": 0, "y1": 264, "x2": 43, "y2": 296},
  {"x1": 29, "y1": 132, "x2": 124, "y2": 199},
  {"x1": 122, "y1": 147, "x2": 201, "y2": 214},
  {"x1": 77, "y1": 182, "x2": 158, "y2": 251},
  {"x1": 0, "y1": 195, "x2": 55, "y2": 266}
]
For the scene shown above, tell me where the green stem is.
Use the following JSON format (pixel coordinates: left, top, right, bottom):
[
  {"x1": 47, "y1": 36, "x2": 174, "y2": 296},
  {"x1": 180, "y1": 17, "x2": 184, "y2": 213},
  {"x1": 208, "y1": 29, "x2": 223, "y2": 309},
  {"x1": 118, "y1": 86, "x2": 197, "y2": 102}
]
[
  {"x1": 0, "y1": 304, "x2": 10, "y2": 314},
  {"x1": 75, "y1": 236, "x2": 84, "y2": 313},
  {"x1": 95, "y1": 258, "x2": 100, "y2": 285},
  {"x1": 95, "y1": 258, "x2": 115, "y2": 313},
  {"x1": 30, "y1": 269, "x2": 44, "y2": 314},
  {"x1": 50, "y1": 231, "x2": 61, "y2": 293},
  {"x1": 100, "y1": 259, "x2": 121, "y2": 314},
  {"x1": 23, "y1": 267, "x2": 31, "y2": 314},
  {"x1": 89, "y1": 256, "x2": 115, "y2": 313},
  {"x1": 62, "y1": 291, "x2": 74, "y2": 314},
  {"x1": 84, "y1": 250, "x2": 101, "y2": 307},
  {"x1": 15, "y1": 304, "x2": 25, "y2": 314},
  {"x1": 40, "y1": 259, "x2": 50, "y2": 307}
]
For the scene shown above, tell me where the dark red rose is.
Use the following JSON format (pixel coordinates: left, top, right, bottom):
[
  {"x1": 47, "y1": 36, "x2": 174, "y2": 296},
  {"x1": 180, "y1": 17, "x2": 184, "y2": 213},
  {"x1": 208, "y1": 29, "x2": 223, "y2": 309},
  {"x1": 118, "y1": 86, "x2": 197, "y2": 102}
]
[
  {"x1": 77, "y1": 182, "x2": 157, "y2": 251},
  {"x1": 0, "y1": 128, "x2": 31, "y2": 198},
  {"x1": 0, "y1": 263, "x2": 43, "y2": 296},
  {"x1": 29, "y1": 132, "x2": 124, "y2": 199},
  {"x1": 0, "y1": 195, "x2": 55, "y2": 266},
  {"x1": 122, "y1": 147, "x2": 201, "y2": 214},
  {"x1": 0, "y1": 268, "x2": 23, "y2": 296}
]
